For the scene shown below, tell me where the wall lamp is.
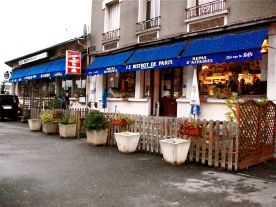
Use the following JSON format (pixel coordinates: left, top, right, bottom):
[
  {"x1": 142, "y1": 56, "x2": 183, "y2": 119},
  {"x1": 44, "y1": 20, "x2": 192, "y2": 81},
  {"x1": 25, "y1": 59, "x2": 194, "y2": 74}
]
[{"x1": 261, "y1": 38, "x2": 276, "y2": 53}]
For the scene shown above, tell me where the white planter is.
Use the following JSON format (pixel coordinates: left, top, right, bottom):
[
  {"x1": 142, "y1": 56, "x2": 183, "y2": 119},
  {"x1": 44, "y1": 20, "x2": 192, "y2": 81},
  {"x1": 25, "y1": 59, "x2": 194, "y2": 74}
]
[
  {"x1": 159, "y1": 138, "x2": 191, "y2": 165},
  {"x1": 28, "y1": 119, "x2": 41, "y2": 131},
  {"x1": 58, "y1": 124, "x2": 76, "y2": 138},
  {"x1": 42, "y1": 122, "x2": 58, "y2": 134},
  {"x1": 114, "y1": 132, "x2": 141, "y2": 153},
  {"x1": 86, "y1": 129, "x2": 108, "y2": 145}
]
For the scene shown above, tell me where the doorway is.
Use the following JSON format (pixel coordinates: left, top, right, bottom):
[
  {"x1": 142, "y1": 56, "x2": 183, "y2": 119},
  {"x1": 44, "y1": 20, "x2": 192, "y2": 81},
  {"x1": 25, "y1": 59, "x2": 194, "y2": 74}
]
[{"x1": 159, "y1": 68, "x2": 183, "y2": 117}]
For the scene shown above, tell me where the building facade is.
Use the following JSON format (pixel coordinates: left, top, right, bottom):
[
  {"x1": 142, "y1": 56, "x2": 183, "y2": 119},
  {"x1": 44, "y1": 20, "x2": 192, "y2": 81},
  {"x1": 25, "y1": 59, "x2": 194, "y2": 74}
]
[
  {"x1": 87, "y1": 0, "x2": 276, "y2": 120},
  {"x1": 6, "y1": 38, "x2": 89, "y2": 109}
]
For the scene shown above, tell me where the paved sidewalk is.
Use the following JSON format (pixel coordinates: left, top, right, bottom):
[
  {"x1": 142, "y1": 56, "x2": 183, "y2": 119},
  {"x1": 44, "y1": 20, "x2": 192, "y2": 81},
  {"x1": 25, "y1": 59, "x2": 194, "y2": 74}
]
[{"x1": 0, "y1": 121, "x2": 275, "y2": 207}]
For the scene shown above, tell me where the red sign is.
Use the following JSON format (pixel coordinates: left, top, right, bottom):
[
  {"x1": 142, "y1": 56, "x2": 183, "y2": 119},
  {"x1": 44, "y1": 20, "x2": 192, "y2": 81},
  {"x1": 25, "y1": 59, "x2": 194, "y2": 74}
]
[
  {"x1": 4, "y1": 71, "x2": 10, "y2": 79},
  {"x1": 66, "y1": 50, "x2": 81, "y2": 75}
]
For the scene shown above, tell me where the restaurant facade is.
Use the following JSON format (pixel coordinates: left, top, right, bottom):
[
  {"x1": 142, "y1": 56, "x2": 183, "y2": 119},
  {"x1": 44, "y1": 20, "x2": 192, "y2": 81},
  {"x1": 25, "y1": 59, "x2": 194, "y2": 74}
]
[
  {"x1": 86, "y1": 25, "x2": 275, "y2": 120},
  {"x1": 6, "y1": 38, "x2": 88, "y2": 109}
]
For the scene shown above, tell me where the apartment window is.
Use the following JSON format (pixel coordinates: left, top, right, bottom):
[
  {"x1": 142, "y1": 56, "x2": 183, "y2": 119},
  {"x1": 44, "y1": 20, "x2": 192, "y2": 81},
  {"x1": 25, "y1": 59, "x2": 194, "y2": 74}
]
[
  {"x1": 137, "y1": 0, "x2": 160, "y2": 33},
  {"x1": 186, "y1": 0, "x2": 227, "y2": 19},
  {"x1": 138, "y1": 0, "x2": 160, "y2": 22},
  {"x1": 103, "y1": 1, "x2": 120, "y2": 42},
  {"x1": 104, "y1": 2, "x2": 120, "y2": 32}
]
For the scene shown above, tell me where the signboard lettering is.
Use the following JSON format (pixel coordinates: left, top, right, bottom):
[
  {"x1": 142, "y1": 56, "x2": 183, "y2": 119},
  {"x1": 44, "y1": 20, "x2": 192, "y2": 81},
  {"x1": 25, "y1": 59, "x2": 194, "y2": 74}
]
[
  {"x1": 66, "y1": 50, "x2": 81, "y2": 75},
  {"x1": 19, "y1": 52, "x2": 48, "y2": 65}
]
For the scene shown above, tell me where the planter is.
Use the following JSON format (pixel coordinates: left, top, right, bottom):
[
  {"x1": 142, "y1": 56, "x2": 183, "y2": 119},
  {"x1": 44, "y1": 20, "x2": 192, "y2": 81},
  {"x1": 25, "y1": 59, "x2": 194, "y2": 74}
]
[
  {"x1": 42, "y1": 122, "x2": 58, "y2": 134},
  {"x1": 86, "y1": 129, "x2": 108, "y2": 145},
  {"x1": 28, "y1": 119, "x2": 42, "y2": 131},
  {"x1": 159, "y1": 138, "x2": 191, "y2": 165},
  {"x1": 111, "y1": 119, "x2": 127, "y2": 127},
  {"x1": 114, "y1": 132, "x2": 141, "y2": 153},
  {"x1": 182, "y1": 127, "x2": 202, "y2": 136},
  {"x1": 58, "y1": 124, "x2": 76, "y2": 138}
]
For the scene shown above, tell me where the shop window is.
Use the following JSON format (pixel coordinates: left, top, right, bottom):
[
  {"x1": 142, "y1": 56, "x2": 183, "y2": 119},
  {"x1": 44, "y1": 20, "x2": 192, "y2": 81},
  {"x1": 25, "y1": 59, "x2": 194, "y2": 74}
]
[
  {"x1": 198, "y1": 60, "x2": 267, "y2": 99},
  {"x1": 62, "y1": 76, "x2": 86, "y2": 98},
  {"x1": 106, "y1": 72, "x2": 135, "y2": 98}
]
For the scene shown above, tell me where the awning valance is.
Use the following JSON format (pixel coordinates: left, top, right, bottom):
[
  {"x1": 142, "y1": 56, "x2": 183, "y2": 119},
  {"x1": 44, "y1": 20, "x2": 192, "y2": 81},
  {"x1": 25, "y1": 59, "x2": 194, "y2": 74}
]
[
  {"x1": 9, "y1": 58, "x2": 66, "y2": 82},
  {"x1": 181, "y1": 28, "x2": 268, "y2": 65},
  {"x1": 124, "y1": 41, "x2": 185, "y2": 72},
  {"x1": 86, "y1": 51, "x2": 133, "y2": 76}
]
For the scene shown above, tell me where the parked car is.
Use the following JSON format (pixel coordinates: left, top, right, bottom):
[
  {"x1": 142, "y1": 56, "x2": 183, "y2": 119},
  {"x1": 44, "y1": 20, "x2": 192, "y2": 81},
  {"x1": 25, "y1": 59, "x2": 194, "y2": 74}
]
[{"x1": 0, "y1": 95, "x2": 20, "y2": 121}]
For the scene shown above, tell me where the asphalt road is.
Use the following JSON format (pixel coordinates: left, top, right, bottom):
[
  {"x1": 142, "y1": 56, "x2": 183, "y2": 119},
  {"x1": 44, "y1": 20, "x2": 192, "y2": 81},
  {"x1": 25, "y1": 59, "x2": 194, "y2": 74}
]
[{"x1": 0, "y1": 121, "x2": 275, "y2": 207}]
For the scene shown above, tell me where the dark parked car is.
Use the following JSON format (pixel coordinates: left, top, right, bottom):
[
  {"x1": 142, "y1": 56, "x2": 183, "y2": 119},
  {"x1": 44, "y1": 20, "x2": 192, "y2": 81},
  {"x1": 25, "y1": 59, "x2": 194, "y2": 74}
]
[{"x1": 0, "y1": 95, "x2": 20, "y2": 121}]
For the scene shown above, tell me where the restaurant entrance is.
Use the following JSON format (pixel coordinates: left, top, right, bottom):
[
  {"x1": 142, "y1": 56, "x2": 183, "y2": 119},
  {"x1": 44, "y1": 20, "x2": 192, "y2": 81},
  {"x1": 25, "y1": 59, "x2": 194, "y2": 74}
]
[{"x1": 159, "y1": 68, "x2": 183, "y2": 117}]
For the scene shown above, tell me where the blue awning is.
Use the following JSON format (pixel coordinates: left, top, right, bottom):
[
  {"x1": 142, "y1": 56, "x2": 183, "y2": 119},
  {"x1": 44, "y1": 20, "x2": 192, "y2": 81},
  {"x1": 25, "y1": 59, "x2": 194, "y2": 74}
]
[
  {"x1": 9, "y1": 58, "x2": 66, "y2": 82},
  {"x1": 9, "y1": 68, "x2": 25, "y2": 83},
  {"x1": 181, "y1": 28, "x2": 268, "y2": 65},
  {"x1": 124, "y1": 41, "x2": 185, "y2": 72},
  {"x1": 86, "y1": 51, "x2": 133, "y2": 76}
]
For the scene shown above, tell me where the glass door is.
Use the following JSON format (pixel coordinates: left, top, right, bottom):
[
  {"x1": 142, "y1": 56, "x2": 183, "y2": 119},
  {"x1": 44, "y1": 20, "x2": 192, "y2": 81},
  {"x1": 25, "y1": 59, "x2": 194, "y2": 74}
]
[{"x1": 159, "y1": 68, "x2": 182, "y2": 117}]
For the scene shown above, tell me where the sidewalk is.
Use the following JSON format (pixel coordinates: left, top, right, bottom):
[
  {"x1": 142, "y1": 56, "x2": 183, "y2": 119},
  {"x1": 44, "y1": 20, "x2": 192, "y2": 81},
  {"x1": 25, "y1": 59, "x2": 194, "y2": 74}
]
[{"x1": 0, "y1": 121, "x2": 275, "y2": 207}]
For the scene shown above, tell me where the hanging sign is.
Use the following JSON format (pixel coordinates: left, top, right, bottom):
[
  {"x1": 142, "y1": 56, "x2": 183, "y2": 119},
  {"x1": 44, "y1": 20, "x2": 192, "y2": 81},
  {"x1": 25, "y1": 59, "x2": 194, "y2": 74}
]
[{"x1": 66, "y1": 50, "x2": 81, "y2": 75}]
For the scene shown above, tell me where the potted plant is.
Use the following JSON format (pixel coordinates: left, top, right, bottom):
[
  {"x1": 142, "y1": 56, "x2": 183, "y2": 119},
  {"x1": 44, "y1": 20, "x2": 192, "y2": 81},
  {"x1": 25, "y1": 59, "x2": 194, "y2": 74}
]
[
  {"x1": 40, "y1": 110, "x2": 62, "y2": 134},
  {"x1": 58, "y1": 115, "x2": 77, "y2": 138},
  {"x1": 84, "y1": 110, "x2": 108, "y2": 145},
  {"x1": 159, "y1": 118, "x2": 193, "y2": 165},
  {"x1": 113, "y1": 113, "x2": 140, "y2": 153},
  {"x1": 28, "y1": 118, "x2": 42, "y2": 131},
  {"x1": 179, "y1": 118, "x2": 202, "y2": 137}
]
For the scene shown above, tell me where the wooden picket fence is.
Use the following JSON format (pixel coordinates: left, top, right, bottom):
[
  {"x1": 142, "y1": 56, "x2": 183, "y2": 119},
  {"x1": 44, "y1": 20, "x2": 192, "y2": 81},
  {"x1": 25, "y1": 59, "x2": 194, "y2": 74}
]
[{"x1": 30, "y1": 108, "x2": 238, "y2": 171}]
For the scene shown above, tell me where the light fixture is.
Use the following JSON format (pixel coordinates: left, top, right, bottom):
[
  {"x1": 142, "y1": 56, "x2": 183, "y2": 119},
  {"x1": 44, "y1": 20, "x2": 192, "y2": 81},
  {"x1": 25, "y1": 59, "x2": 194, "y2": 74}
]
[
  {"x1": 202, "y1": 65, "x2": 209, "y2": 70},
  {"x1": 260, "y1": 38, "x2": 276, "y2": 53},
  {"x1": 261, "y1": 38, "x2": 269, "y2": 53}
]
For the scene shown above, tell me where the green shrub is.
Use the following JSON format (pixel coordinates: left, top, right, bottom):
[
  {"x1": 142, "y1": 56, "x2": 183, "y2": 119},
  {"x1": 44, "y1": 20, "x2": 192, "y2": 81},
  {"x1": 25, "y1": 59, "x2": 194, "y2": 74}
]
[
  {"x1": 84, "y1": 110, "x2": 107, "y2": 130},
  {"x1": 59, "y1": 115, "x2": 76, "y2": 125}
]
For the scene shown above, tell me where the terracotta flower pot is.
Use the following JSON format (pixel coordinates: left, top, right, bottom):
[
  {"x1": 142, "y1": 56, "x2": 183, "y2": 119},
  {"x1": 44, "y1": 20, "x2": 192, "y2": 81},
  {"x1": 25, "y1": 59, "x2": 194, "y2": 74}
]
[
  {"x1": 111, "y1": 119, "x2": 127, "y2": 127},
  {"x1": 183, "y1": 127, "x2": 202, "y2": 136}
]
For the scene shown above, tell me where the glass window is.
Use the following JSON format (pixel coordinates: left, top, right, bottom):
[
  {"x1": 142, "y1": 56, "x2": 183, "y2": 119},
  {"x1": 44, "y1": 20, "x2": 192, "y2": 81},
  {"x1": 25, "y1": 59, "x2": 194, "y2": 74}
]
[
  {"x1": 198, "y1": 60, "x2": 266, "y2": 99},
  {"x1": 106, "y1": 72, "x2": 136, "y2": 98},
  {"x1": 62, "y1": 76, "x2": 86, "y2": 98},
  {"x1": 144, "y1": 70, "x2": 151, "y2": 97}
]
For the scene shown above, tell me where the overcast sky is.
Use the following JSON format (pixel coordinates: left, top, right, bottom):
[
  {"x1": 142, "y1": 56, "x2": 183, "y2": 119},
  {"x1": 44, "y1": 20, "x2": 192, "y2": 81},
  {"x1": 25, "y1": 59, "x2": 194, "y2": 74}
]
[{"x1": 0, "y1": 0, "x2": 92, "y2": 81}]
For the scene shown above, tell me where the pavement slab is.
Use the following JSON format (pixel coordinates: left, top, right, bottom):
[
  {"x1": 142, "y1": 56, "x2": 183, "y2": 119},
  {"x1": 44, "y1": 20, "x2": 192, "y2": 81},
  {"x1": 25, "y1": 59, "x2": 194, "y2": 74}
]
[{"x1": 0, "y1": 121, "x2": 275, "y2": 207}]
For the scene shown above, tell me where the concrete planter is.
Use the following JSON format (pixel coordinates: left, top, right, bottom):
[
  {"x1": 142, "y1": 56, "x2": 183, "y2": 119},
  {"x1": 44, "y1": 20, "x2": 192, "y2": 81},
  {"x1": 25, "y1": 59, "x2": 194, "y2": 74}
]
[
  {"x1": 86, "y1": 129, "x2": 108, "y2": 145},
  {"x1": 42, "y1": 122, "x2": 58, "y2": 134},
  {"x1": 159, "y1": 138, "x2": 191, "y2": 165},
  {"x1": 114, "y1": 132, "x2": 141, "y2": 153},
  {"x1": 28, "y1": 119, "x2": 42, "y2": 131},
  {"x1": 58, "y1": 124, "x2": 76, "y2": 138}
]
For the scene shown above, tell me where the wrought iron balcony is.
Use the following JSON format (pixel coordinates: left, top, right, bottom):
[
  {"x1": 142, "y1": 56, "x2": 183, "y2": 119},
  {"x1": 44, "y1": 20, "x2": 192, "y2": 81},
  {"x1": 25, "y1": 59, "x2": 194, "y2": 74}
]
[
  {"x1": 102, "y1": 29, "x2": 120, "y2": 42},
  {"x1": 136, "y1": 16, "x2": 160, "y2": 33},
  {"x1": 186, "y1": 0, "x2": 226, "y2": 19}
]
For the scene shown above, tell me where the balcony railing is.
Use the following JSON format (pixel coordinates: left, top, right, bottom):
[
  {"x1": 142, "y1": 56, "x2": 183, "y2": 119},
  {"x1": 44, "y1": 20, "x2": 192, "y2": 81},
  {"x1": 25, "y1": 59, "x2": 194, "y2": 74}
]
[
  {"x1": 186, "y1": 0, "x2": 226, "y2": 19},
  {"x1": 102, "y1": 29, "x2": 120, "y2": 42},
  {"x1": 136, "y1": 16, "x2": 160, "y2": 32}
]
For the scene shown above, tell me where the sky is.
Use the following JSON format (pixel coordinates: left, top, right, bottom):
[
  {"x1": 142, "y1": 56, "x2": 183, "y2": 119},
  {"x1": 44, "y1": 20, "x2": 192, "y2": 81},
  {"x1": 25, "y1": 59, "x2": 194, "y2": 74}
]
[{"x1": 0, "y1": 0, "x2": 92, "y2": 82}]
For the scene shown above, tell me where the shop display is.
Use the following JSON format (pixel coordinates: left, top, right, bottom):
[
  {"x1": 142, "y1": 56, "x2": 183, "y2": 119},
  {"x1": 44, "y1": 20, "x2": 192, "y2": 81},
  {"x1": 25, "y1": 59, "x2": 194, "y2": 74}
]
[{"x1": 199, "y1": 60, "x2": 266, "y2": 99}]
